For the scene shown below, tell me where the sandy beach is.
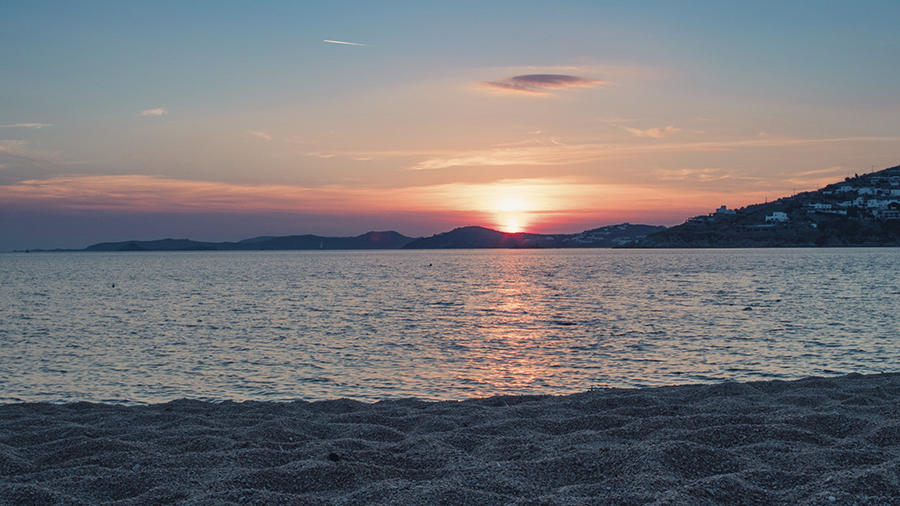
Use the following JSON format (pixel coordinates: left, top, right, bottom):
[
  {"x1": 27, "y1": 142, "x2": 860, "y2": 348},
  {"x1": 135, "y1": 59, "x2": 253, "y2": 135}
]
[{"x1": 1, "y1": 373, "x2": 897, "y2": 505}]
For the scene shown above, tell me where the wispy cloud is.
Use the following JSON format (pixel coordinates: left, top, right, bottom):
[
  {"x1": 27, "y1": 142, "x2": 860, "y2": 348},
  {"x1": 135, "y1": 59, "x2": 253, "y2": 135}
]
[
  {"x1": 247, "y1": 130, "x2": 272, "y2": 141},
  {"x1": 786, "y1": 166, "x2": 856, "y2": 187},
  {"x1": 623, "y1": 125, "x2": 681, "y2": 138},
  {"x1": 412, "y1": 151, "x2": 543, "y2": 171},
  {"x1": 793, "y1": 166, "x2": 850, "y2": 177},
  {"x1": 597, "y1": 117, "x2": 634, "y2": 125},
  {"x1": 0, "y1": 123, "x2": 52, "y2": 129},
  {"x1": 654, "y1": 167, "x2": 761, "y2": 185},
  {"x1": 0, "y1": 174, "x2": 751, "y2": 223},
  {"x1": 0, "y1": 140, "x2": 83, "y2": 184},
  {"x1": 139, "y1": 108, "x2": 167, "y2": 117},
  {"x1": 406, "y1": 135, "x2": 900, "y2": 171},
  {"x1": 323, "y1": 39, "x2": 369, "y2": 47},
  {"x1": 0, "y1": 140, "x2": 28, "y2": 154},
  {"x1": 480, "y1": 74, "x2": 606, "y2": 95}
]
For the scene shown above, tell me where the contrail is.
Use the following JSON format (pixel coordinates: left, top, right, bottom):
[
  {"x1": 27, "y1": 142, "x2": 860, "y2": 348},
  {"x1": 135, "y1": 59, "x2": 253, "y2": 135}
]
[{"x1": 323, "y1": 39, "x2": 369, "y2": 47}]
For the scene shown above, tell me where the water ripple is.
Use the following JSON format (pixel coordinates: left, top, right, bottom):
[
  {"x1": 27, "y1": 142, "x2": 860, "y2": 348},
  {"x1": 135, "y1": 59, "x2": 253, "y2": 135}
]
[{"x1": 1, "y1": 248, "x2": 898, "y2": 402}]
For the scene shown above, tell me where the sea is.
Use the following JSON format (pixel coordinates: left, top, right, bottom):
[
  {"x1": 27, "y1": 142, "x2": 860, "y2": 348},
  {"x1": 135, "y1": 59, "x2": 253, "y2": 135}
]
[{"x1": 1, "y1": 248, "x2": 898, "y2": 404}]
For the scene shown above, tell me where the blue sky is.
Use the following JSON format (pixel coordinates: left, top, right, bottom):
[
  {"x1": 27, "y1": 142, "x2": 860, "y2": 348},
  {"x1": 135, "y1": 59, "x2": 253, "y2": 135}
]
[{"x1": 2, "y1": 1, "x2": 900, "y2": 249}]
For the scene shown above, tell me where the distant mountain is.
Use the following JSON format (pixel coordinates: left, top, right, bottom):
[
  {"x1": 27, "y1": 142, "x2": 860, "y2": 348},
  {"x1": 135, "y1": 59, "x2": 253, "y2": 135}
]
[
  {"x1": 235, "y1": 231, "x2": 415, "y2": 250},
  {"x1": 85, "y1": 238, "x2": 222, "y2": 251},
  {"x1": 71, "y1": 224, "x2": 665, "y2": 252},
  {"x1": 404, "y1": 223, "x2": 666, "y2": 249},
  {"x1": 403, "y1": 226, "x2": 522, "y2": 249},
  {"x1": 84, "y1": 231, "x2": 416, "y2": 251},
  {"x1": 630, "y1": 164, "x2": 900, "y2": 248}
]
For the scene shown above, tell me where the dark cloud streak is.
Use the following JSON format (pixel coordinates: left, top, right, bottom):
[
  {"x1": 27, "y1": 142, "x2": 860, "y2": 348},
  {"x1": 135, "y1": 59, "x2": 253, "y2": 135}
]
[{"x1": 481, "y1": 74, "x2": 605, "y2": 95}]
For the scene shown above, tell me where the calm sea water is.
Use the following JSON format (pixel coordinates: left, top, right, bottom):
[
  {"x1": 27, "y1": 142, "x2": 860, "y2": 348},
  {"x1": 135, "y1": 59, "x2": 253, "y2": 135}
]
[{"x1": 1, "y1": 249, "x2": 898, "y2": 403}]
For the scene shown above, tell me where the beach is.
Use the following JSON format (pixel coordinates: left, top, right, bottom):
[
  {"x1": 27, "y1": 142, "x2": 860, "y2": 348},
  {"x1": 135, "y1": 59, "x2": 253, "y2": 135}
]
[{"x1": 1, "y1": 372, "x2": 897, "y2": 504}]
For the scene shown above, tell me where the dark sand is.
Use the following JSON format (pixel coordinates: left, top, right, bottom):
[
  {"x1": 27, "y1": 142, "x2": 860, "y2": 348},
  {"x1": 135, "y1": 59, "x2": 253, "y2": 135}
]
[{"x1": 1, "y1": 373, "x2": 898, "y2": 504}]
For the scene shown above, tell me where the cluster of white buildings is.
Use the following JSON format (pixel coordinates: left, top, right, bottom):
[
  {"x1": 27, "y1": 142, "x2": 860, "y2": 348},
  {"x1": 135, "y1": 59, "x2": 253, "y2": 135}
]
[
  {"x1": 795, "y1": 174, "x2": 900, "y2": 221},
  {"x1": 824, "y1": 176, "x2": 900, "y2": 197},
  {"x1": 805, "y1": 195, "x2": 900, "y2": 219},
  {"x1": 821, "y1": 197, "x2": 900, "y2": 209},
  {"x1": 695, "y1": 173, "x2": 900, "y2": 226}
]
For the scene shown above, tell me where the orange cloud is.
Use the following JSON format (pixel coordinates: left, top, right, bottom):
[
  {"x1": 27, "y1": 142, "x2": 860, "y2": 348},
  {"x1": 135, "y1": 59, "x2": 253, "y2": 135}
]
[
  {"x1": 654, "y1": 167, "x2": 754, "y2": 183},
  {"x1": 623, "y1": 125, "x2": 681, "y2": 138}
]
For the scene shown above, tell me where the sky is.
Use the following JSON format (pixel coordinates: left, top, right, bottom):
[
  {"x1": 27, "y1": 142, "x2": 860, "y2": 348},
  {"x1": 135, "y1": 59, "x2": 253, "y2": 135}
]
[{"x1": 2, "y1": 1, "x2": 900, "y2": 250}]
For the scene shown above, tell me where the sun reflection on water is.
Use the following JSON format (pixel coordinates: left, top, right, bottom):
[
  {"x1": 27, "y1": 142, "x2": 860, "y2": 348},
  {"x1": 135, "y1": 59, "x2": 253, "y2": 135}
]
[{"x1": 448, "y1": 257, "x2": 585, "y2": 397}]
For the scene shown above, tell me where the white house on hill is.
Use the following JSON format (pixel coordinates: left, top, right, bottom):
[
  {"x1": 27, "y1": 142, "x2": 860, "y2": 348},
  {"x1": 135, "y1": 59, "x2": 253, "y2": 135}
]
[{"x1": 765, "y1": 211, "x2": 789, "y2": 223}]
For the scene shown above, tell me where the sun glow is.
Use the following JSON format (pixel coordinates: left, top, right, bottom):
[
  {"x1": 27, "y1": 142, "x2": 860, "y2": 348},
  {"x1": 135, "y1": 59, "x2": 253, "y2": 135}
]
[
  {"x1": 498, "y1": 213, "x2": 525, "y2": 233},
  {"x1": 493, "y1": 194, "x2": 533, "y2": 233}
]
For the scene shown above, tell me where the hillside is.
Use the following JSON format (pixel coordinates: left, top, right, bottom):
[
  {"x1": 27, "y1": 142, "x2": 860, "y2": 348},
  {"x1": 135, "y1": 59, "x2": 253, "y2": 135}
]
[
  {"x1": 631, "y1": 164, "x2": 900, "y2": 247},
  {"x1": 404, "y1": 223, "x2": 665, "y2": 249}
]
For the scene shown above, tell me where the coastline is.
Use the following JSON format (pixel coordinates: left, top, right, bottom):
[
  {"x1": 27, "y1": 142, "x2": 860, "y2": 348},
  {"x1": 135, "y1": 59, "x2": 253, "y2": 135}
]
[{"x1": 1, "y1": 373, "x2": 897, "y2": 504}]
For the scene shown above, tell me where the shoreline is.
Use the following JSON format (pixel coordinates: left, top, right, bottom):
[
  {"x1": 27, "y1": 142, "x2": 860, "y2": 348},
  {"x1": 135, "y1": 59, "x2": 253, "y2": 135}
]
[
  {"x1": 11, "y1": 244, "x2": 900, "y2": 253},
  {"x1": 1, "y1": 372, "x2": 898, "y2": 504}
]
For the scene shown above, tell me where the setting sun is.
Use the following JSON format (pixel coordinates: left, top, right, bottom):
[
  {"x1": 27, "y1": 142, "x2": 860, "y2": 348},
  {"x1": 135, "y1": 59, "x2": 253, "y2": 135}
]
[
  {"x1": 498, "y1": 213, "x2": 525, "y2": 233},
  {"x1": 493, "y1": 193, "x2": 532, "y2": 232}
]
